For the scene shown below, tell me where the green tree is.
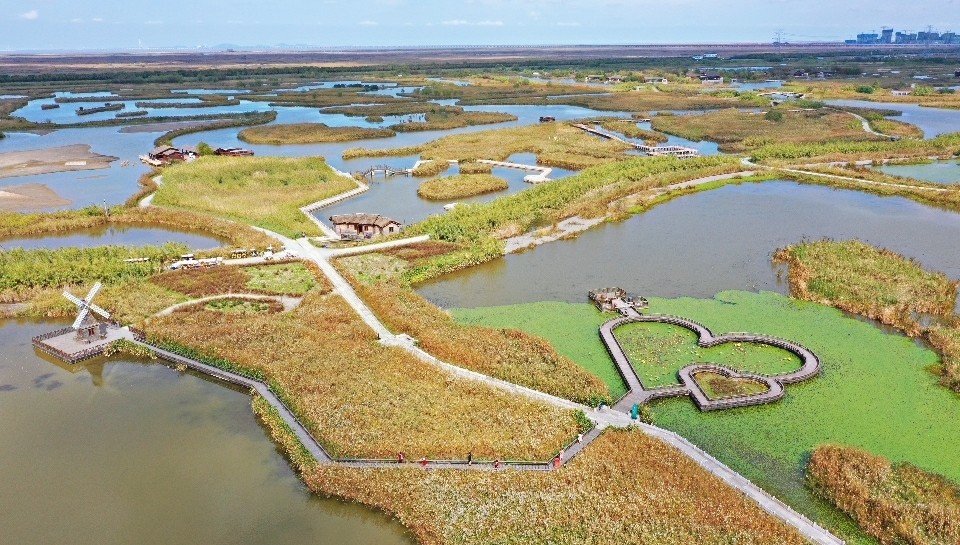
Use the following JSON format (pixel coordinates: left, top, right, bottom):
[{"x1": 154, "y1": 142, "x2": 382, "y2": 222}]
[{"x1": 196, "y1": 142, "x2": 215, "y2": 156}]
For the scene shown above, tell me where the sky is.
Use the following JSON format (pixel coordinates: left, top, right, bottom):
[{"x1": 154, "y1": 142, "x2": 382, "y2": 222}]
[{"x1": 1, "y1": 0, "x2": 958, "y2": 51}]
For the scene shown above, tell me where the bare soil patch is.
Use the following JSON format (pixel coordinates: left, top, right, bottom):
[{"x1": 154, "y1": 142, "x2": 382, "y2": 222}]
[{"x1": 0, "y1": 144, "x2": 117, "y2": 180}]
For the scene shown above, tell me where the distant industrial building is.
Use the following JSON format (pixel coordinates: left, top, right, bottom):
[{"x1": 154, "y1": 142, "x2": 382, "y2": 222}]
[{"x1": 846, "y1": 27, "x2": 960, "y2": 45}]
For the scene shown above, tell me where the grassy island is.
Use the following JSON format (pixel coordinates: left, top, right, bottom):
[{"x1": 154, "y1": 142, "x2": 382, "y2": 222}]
[
  {"x1": 775, "y1": 239, "x2": 960, "y2": 392},
  {"x1": 154, "y1": 156, "x2": 356, "y2": 238},
  {"x1": 651, "y1": 108, "x2": 886, "y2": 153},
  {"x1": 808, "y1": 444, "x2": 960, "y2": 545},
  {"x1": 239, "y1": 123, "x2": 396, "y2": 144},
  {"x1": 417, "y1": 173, "x2": 509, "y2": 200},
  {"x1": 344, "y1": 121, "x2": 634, "y2": 170}
]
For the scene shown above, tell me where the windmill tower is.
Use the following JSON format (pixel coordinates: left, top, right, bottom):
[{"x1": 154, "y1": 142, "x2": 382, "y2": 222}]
[{"x1": 63, "y1": 282, "x2": 112, "y2": 342}]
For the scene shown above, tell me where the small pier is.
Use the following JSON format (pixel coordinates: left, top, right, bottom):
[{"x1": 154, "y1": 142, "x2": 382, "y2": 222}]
[{"x1": 571, "y1": 123, "x2": 699, "y2": 158}]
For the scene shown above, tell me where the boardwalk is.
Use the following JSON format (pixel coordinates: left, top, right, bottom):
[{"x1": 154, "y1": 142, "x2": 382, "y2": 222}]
[
  {"x1": 476, "y1": 159, "x2": 553, "y2": 183},
  {"x1": 69, "y1": 165, "x2": 843, "y2": 544},
  {"x1": 602, "y1": 308, "x2": 821, "y2": 412},
  {"x1": 571, "y1": 123, "x2": 699, "y2": 157}
]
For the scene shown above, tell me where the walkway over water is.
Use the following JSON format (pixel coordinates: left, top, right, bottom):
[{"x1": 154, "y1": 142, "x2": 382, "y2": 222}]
[
  {"x1": 601, "y1": 308, "x2": 821, "y2": 412},
  {"x1": 571, "y1": 123, "x2": 700, "y2": 157}
]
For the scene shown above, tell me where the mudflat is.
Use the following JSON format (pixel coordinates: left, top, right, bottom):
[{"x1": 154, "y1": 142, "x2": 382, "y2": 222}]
[
  {"x1": 0, "y1": 144, "x2": 118, "y2": 179},
  {"x1": 0, "y1": 183, "x2": 71, "y2": 211}
]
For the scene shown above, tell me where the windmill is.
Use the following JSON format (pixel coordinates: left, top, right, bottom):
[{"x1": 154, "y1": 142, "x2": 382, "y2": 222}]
[{"x1": 63, "y1": 282, "x2": 112, "y2": 341}]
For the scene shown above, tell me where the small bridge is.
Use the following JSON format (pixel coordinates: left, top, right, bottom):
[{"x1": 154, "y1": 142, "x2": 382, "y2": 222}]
[
  {"x1": 355, "y1": 165, "x2": 410, "y2": 178},
  {"x1": 571, "y1": 123, "x2": 700, "y2": 158}
]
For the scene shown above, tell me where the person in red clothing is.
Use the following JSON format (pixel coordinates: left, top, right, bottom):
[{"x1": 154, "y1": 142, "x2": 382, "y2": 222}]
[
  {"x1": 493, "y1": 459, "x2": 501, "y2": 469},
  {"x1": 397, "y1": 452, "x2": 405, "y2": 463},
  {"x1": 419, "y1": 457, "x2": 428, "y2": 468}
]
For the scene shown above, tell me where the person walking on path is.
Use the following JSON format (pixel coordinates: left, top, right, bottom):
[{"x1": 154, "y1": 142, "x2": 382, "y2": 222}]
[
  {"x1": 419, "y1": 457, "x2": 429, "y2": 468},
  {"x1": 467, "y1": 451, "x2": 473, "y2": 465},
  {"x1": 577, "y1": 433, "x2": 583, "y2": 444},
  {"x1": 493, "y1": 459, "x2": 501, "y2": 469},
  {"x1": 398, "y1": 452, "x2": 405, "y2": 464}
]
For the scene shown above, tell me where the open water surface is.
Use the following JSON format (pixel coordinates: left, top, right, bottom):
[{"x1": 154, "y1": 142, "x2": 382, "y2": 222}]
[
  {"x1": 418, "y1": 181, "x2": 960, "y2": 308},
  {"x1": 0, "y1": 319, "x2": 413, "y2": 545}
]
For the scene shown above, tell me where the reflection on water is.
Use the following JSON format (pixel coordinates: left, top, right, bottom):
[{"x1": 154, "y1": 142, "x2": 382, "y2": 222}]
[
  {"x1": 875, "y1": 160, "x2": 960, "y2": 184},
  {"x1": 418, "y1": 181, "x2": 960, "y2": 308},
  {"x1": 0, "y1": 224, "x2": 225, "y2": 251},
  {"x1": 0, "y1": 319, "x2": 412, "y2": 545}
]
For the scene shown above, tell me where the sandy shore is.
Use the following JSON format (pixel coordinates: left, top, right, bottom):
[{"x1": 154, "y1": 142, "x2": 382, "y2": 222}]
[
  {"x1": 0, "y1": 183, "x2": 72, "y2": 211},
  {"x1": 0, "y1": 144, "x2": 118, "y2": 180}
]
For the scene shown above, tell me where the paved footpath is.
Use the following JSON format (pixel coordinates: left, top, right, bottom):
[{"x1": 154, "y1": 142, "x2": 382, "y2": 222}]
[{"x1": 138, "y1": 173, "x2": 844, "y2": 544}]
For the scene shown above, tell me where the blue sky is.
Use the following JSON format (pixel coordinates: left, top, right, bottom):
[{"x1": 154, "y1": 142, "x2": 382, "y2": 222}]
[{"x1": 1, "y1": 0, "x2": 958, "y2": 51}]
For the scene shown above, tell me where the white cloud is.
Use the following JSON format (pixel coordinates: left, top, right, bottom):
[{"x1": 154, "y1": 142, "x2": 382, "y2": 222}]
[
  {"x1": 70, "y1": 17, "x2": 83, "y2": 24},
  {"x1": 20, "y1": 10, "x2": 39, "y2": 20},
  {"x1": 92, "y1": 17, "x2": 104, "y2": 23},
  {"x1": 358, "y1": 20, "x2": 379, "y2": 26},
  {"x1": 441, "y1": 19, "x2": 504, "y2": 26}
]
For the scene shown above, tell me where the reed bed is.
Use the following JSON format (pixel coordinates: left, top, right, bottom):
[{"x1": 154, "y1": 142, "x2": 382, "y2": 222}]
[
  {"x1": 238, "y1": 123, "x2": 396, "y2": 144},
  {"x1": 344, "y1": 122, "x2": 632, "y2": 170},
  {"x1": 652, "y1": 108, "x2": 884, "y2": 153},
  {"x1": 146, "y1": 289, "x2": 581, "y2": 459},
  {"x1": 0, "y1": 206, "x2": 277, "y2": 252},
  {"x1": 390, "y1": 111, "x2": 516, "y2": 132},
  {"x1": 598, "y1": 118, "x2": 668, "y2": 145},
  {"x1": 750, "y1": 133, "x2": 960, "y2": 165},
  {"x1": 417, "y1": 174, "x2": 509, "y2": 200},
  {"x1": 298, "y1": 428, "x2": 806, "y2": 545},
  {"x1": 808, "y1": 444, "x2": 960, "y2": 545},
  {"x1": 775, "y1": 239, "x2": 960, "y2": 392},
  {"x1": 334, "y1": 256, "x2": 612, "y2": 405}
]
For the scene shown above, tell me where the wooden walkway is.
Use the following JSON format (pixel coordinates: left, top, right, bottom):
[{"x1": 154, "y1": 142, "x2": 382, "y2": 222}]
[
  {"x1": 601, "y1": 308, "x2": 821, "y2": 412},
  {"x1": 117, "y1": 330, "x2": 600, "y2": 472},
  {"x1": 571, "y1": 123, "x2": 699, "y2": 158}
]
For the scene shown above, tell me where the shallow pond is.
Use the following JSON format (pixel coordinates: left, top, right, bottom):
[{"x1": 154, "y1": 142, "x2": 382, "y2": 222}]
[
  {"x1": 874, "y1": 159, "x2": 960, "y2": 184},
  {"x1": 825, "y1": 99, "x2": 960, "y2": 138},
  {"x1": 418, "y1": 181, "x2": 960, "y2": 308},
  {"x1": 318, "y1": 152, "x2": 575, "y2": 227},
  {"x1": 0, "y1": 224, "x2": 225, "y2": 251},
  {"x1": 0, "y1": 319, "x2": 413, "y2": 545}
]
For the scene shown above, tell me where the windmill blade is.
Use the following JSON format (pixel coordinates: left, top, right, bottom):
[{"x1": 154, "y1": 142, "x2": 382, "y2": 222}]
[
  {"x1": 85, "y1": 282, "x2": 103, "y2": 302},
  {"x1": 63, "y1": 291, "x2": 85, "y2": 307},
  {"x1": 88, "y1": 303, "x2": 112, "y2": 319},
  {"x1": 72, "y1": 306, "x2": 90, "y2": 329}
]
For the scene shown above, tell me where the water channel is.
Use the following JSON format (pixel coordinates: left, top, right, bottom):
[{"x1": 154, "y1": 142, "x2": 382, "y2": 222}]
[
  {"x1": 825, "y1": 98, "x2": 960, "y2": 138},
  {"x1": 417, "y1": 181, "x2": 960, "y2": 308},
  {"x1": 874, "y1": 159, "x2": 960, "y2": 184},
  {"x1": 0, "y1": 319, "x2": 413, "y2": 545},
  {"x1": 0, "y1": 224, "x2": 225, "y2": 251}
]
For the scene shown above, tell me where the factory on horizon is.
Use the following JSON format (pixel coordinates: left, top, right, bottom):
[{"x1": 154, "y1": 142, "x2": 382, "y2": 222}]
[{"x1": 847, "y1": 27, "x2": 960, "y2": 45}]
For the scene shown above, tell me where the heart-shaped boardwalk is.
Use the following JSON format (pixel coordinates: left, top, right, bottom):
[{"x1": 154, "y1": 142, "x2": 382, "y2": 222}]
[{"x1": 600, "y1": 307, "x2": 821, "y2": 412}]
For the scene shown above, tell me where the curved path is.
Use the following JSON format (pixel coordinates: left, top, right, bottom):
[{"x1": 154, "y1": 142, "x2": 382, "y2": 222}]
[
  {"x1": 154, "y1": 293, "x2": 302, "y2": 317},
  {"x1": 133, "y1": 164, "x2": 844, "y2": 544},
  {"x1": 602, "y1": 309, "x2": 821, "y2": 412}
]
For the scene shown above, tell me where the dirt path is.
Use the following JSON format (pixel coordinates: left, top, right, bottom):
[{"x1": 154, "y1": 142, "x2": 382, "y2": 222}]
[{"x1": 0, "y1": 144, "x2": 118, "y2": 180}]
